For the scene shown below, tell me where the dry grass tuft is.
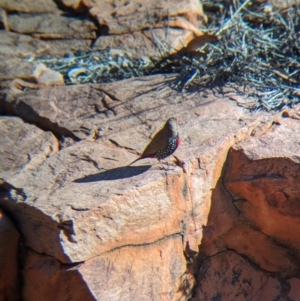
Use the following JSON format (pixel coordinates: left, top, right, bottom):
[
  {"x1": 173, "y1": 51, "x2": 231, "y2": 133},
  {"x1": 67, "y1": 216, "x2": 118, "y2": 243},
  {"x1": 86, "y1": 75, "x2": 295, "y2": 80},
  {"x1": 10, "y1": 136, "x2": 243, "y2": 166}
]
[{"x1": 158, "y1": 0, "x2": 300, "y2": 111}]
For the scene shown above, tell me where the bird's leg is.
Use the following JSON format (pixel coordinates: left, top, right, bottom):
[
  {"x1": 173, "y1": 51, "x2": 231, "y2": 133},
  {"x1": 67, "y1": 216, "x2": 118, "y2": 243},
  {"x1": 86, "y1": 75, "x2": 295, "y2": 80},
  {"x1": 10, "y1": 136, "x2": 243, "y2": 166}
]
[{"x1": 174, "y1": 155, "x2": 187, "y2": 173}]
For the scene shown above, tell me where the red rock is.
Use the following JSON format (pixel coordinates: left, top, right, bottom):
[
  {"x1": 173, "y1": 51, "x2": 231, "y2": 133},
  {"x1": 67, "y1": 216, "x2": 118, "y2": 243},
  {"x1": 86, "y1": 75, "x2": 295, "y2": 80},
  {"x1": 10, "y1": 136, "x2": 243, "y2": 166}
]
[
  {"x1": 2, "y1": 74, "x2": 300, "y2": 299},
  {"x1": 23, "y1": 235, "x2": 190, "y2": 301},
  {"x1": 0, "y1": 74, "x2": 282, "y2": 300},
  {"x1": 0, "y1": 208, "x2": 19, "y2": 301},
  {"x1": 37, "y1": 67, "x2": 65, "y2": 87},
  {"x1": 287, "y1": 278, "x2": 300, "y2": 300},
  {"x1": 223, "y1": 116, "x2": 300, "y2": 277},
  {"x1": 39, "y1": 39, "x2": 92, "y2": 57},
  {"x1": 60, "y1": 0, "x2": 83, "y2": 11},
  {"x1": 23, "y1": 250, "x2": 95, "y2": 301},
  {"x1": 224, "y1": 225, "x2": 300, "y2": 275},
  {"x1": 3, "y1": 56, "x2": 300, "y2": 300}
]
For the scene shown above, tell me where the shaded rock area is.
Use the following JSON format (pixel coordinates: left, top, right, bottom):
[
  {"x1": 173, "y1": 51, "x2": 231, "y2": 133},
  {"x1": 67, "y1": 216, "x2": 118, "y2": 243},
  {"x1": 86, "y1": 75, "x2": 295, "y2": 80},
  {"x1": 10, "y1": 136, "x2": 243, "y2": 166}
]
[
  {"x1": 192, "y1": 250, "x2": 300, "y2": 301},
  {"x1": 0, "y1": 209, "x2": 20, "y2": 301},
  {"x1": 1, "y1": 0, "x2": 300, "y2": 301}
]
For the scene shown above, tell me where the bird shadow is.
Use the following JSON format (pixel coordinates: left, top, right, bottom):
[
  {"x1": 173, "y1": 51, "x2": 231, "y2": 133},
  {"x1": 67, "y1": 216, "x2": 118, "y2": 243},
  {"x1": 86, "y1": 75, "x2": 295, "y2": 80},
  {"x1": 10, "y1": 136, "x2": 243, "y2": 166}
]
[{"x1": 73, "y1": 165, "x2": 152, "y2": 183}]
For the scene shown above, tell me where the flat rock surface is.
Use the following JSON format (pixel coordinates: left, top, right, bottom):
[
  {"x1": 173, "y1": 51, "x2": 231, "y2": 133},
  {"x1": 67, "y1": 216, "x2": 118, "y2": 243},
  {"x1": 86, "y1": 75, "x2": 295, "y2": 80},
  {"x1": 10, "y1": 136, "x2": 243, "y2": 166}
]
[
  {"x1": 0, "y1": 31, "x2": 49, "y2": 57},
  {"x1": 7, "y1": 13, "x2": 97, "y2": 39},
  {"x1": 0, "y1": 0, "x2": 58, "y2": 13},
  {"x1": 4, "y1": 75, "x2": 270, "y2": 143}
]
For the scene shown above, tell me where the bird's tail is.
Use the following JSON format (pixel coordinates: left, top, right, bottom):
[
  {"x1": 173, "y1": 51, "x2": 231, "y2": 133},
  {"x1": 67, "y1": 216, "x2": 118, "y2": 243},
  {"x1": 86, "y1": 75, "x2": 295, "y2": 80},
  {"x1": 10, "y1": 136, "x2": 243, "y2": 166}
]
[
  {"x1": 129, "y1": 157, "x2": 142, "y2": 166},
  {"x1": 129, "y1": 154, "x2": 155, "y2": 166}
]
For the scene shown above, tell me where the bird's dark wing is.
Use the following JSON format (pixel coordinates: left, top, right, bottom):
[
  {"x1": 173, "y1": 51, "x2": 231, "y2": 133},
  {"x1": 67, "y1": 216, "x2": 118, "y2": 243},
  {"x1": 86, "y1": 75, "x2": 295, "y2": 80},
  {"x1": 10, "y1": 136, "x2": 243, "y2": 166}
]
[{"x1": 141, "y1": 128, "x2": 168, "y2": 157}]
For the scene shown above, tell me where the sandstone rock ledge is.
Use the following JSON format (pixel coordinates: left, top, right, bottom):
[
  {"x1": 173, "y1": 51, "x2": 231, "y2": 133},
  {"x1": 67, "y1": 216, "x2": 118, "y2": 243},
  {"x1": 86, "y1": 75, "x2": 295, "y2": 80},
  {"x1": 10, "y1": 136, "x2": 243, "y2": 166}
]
[{"x1": 1, "y1": 73, "x2": 300, "y2": 300}]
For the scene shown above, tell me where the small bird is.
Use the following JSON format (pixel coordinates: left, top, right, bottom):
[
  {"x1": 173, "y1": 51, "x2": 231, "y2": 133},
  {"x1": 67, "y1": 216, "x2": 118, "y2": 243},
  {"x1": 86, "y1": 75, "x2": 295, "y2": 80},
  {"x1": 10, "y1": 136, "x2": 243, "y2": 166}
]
[{"x1": 130, "y1": 117, "x2": 180, "y2": 165}]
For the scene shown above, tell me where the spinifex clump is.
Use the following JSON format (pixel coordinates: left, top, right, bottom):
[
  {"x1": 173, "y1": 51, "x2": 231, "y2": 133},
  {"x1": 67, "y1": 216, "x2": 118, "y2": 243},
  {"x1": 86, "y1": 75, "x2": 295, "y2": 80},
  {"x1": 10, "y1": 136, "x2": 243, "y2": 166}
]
[{"x1": 161, "y1": 0, "x2": 300, "y2": 111}]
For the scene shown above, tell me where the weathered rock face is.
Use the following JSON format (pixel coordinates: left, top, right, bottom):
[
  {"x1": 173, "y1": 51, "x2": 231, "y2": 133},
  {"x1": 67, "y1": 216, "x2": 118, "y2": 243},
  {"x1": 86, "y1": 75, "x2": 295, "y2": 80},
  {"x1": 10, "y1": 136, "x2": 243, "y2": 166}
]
[{"x1": 1, "y1": 0, "x2": 300, "y2": 300}]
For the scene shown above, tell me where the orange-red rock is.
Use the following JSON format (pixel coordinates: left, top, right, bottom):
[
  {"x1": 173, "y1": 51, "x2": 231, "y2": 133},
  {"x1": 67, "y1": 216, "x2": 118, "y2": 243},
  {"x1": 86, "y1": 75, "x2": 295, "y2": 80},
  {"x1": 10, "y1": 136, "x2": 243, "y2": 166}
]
[{"x1": 23, "y1": 235, "x2": 190, "y2": 301}]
